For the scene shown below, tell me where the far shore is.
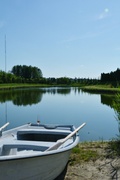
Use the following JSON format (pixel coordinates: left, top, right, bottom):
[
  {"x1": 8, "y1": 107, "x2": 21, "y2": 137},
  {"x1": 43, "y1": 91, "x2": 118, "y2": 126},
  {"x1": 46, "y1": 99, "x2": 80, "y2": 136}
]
[
  {"x1": 81, "y1": 85, "x2": 120, "y2": 94},
  {"x1": 0, "y1": 83, "x2": 51, "y2": 90},
  {"x1": 0, "y1": 83, "x2": 120, "y2": 93}
]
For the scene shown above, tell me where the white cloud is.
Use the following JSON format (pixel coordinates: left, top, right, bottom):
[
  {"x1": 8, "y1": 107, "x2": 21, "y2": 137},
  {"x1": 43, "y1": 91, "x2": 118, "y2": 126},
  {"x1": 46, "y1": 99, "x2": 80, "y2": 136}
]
[{"x1": 98, "y1": 8, "x2": 110, "y2": 20}]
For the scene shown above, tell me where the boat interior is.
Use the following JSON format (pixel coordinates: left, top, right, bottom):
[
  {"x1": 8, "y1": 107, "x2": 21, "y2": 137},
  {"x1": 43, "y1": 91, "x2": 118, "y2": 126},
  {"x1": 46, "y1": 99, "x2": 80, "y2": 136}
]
[{"x1": 0, "y1": 125, "x2": 74, "y2": 157}]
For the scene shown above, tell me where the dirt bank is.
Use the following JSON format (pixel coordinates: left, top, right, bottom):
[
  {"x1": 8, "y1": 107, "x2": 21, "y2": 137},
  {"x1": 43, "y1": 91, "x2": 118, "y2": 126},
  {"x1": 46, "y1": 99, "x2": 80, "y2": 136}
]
[{"x1": 65, "y1": 141, "x2": 120, "y2": 180}]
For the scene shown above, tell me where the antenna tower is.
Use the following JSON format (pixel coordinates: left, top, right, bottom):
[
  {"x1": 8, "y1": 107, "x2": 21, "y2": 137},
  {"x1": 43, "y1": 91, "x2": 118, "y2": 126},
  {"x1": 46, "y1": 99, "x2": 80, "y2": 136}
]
[{"x1": 5, "y1": 35, "x2": 7, "y2": 72}]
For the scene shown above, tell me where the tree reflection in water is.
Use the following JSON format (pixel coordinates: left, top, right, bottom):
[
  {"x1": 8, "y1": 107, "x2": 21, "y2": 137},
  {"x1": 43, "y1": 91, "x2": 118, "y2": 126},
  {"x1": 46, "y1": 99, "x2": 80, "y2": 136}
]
[
  {"x1": 0, "y1": 89, "x2": 43, "y2": 106},
  {"x1": 0, "y1": 88, "x2": 71, "y2": 106},
  {"x1": 112, "y1": 93, "x2": 120, "y2": 139}
]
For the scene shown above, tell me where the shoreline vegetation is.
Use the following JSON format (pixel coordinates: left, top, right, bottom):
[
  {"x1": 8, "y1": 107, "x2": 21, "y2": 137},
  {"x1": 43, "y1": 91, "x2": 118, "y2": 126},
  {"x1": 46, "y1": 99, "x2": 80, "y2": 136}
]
[
  {"x1": 70, "y1": 141, "x2": 120, "y2": 165},
  {"x1": 81, "y1": 85, "x2": 120, "y2": 94},
  {"x1": 0, "y1": 83, "x2": 120, "y2": 93},
  {"x1": 65, "y1": 141, "x2": 120, "y2": 179}
]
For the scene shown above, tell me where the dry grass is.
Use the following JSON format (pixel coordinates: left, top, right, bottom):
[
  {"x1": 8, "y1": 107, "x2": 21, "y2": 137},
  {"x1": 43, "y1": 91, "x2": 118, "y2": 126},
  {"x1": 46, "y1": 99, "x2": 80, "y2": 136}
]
[{"x1": 69, "y1": 141, "x2": 120, "y2": 165}]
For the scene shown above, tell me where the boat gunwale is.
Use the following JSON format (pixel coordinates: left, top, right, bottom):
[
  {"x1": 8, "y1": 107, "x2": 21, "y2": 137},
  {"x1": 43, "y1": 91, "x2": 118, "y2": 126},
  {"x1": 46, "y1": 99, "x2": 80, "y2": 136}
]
[
  {"x1": 0, "y1": 135, "x2": 79, "y2": 161},
  {"x1": 0, "y1": 123, "x2": 79, "y2": 161}
]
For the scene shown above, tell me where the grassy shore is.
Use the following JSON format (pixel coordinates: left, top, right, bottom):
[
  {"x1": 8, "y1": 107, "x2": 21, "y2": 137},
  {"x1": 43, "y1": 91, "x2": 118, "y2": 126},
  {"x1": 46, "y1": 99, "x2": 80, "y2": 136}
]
[
  {"x1": 70, "y1": 140, "x2": 120, "y2": 165},
  {"x1": 0, "y1": 83, "x2": 120, "y2": 93},
  {"x1": 64, "y1": 140, "x2": 120, "y2": 179},
  {"x1": 81, "y1": 85, "x2": 120, "y2": 94},
  {"x1": 0, "y1": 83, "x2": 51, "y2": 90}
]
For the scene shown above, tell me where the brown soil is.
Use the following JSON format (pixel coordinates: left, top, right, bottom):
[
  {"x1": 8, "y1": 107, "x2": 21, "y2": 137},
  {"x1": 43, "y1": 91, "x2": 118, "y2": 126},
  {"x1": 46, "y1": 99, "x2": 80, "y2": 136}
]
[
  {"x1": 65, "y1": 158, "x2": 120, "y2": 180},
  {"x1": 64, "y1": 142, "x2": 120, "y2": 180}
]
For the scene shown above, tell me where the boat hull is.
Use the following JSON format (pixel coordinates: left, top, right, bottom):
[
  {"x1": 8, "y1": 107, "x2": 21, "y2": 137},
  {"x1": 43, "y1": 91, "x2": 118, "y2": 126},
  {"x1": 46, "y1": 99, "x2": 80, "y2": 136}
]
[
  {"x1": 0, "y1": 123, "x2": 83, "y2": 179},
  {"x1": 0, "y1": 149, "x2": 71, "y2": 180}
]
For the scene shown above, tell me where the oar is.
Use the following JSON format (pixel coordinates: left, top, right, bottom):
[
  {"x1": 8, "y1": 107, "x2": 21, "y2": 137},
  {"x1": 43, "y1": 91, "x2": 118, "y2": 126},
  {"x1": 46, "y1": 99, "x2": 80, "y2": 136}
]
[
  {"x1": 46, "y1": 122, "x2": 86, "y2": 151},
  {"x1": 0, "y1": 122, "x2": 9, "y2": 132}
]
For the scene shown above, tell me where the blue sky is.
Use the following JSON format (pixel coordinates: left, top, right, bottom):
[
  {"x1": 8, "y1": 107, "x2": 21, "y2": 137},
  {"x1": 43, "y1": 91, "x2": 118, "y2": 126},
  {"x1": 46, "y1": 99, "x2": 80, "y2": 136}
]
[{"x1": 0, "y1": 0, "x2": 120, "y2": 78}]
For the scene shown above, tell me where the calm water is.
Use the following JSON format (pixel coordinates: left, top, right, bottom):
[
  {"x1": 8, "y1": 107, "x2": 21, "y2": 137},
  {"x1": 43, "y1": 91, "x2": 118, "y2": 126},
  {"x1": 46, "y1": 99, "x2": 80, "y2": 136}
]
[{"x1": 0, "y1": 87, "x2": 118, "y2": 141}]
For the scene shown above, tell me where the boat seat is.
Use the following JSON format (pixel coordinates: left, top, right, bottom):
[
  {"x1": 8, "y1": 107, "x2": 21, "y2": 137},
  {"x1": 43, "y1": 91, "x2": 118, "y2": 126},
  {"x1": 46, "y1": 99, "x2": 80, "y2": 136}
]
[
  {"x1": 3, "y1": 143, "x2": 45, "y2": 151},
  {"x1": 0, "y1": 140, "x2": 56, "y2": 156},
  {"x1": 1, "y1": 143, "x2": 47, "y2": 156},
  {"x1": 17, "y1": 129, "x2": 69, "y2": 142}
]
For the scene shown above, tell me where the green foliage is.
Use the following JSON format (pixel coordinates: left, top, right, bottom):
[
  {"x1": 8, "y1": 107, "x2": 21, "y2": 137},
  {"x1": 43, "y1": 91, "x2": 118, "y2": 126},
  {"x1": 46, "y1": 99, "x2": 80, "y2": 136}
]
[
  {"x1": 112, "y1": 93, "x2": 120, "y2": 140},
  {"x1": 101, "y1": 68, "x2": 120, "y2": 87},
  {"x1": 0, "y1": 66, "x2": 120, "y2": 86},
  {"x1": 70, "y1": 143, "x2": 99, "y2": 165},
  {"x1": 0, "y1": 70, "x2": 18, "y2": 83},
  {"x1": 70, "y1": 141, "x2": 120, "y2": 166},
  {"x1": 11, "y1": 65, "x2": 43, "y2": 79},
  {"x1": 113, "y1": 93, "x2": 120, "y2": 120},
  {"x1": 107, "y1": 140, "x2": 120, "y2": 157}
]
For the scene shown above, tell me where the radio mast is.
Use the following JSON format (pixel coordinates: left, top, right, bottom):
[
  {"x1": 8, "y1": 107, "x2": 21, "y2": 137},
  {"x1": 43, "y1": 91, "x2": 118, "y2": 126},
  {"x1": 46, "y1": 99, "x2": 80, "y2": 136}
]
[{"x1": 5, "y1": 35, "x2": 7, "y2": 72}]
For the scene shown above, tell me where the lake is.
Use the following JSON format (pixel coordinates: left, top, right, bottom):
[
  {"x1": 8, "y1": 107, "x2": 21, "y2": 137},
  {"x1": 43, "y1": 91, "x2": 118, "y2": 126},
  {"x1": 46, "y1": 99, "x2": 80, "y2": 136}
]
[{"x1": 0, "y1": 87, "x2": 119, "y2": 142}]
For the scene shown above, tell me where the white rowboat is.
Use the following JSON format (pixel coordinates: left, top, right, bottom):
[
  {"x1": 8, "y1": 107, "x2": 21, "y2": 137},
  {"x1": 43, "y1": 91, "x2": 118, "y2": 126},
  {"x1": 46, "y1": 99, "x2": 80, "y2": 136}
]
[{"x1": 0, "y1": 122, "x2": 86, "y2": 180}]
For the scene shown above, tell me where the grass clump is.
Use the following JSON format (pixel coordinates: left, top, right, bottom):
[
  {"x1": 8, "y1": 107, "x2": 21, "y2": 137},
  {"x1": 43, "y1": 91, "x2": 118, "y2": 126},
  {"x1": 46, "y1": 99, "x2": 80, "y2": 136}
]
[
  {"x1": 107, "y1": 139, "x2": 120, "y2": 157},
  {"x1": 69, "y1": 140, "x2": 120, "y2": 166},
  {"x1": 69, "y1": 142, "x2": 101, "y2": 165}
]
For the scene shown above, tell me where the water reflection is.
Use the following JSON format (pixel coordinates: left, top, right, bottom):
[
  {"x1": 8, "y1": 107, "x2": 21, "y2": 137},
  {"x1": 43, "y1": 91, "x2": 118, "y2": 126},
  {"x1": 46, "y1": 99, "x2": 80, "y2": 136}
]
[
  {"x1": 0, "y1": 87, "x2": 118, "y2": 141},
  {"x1": 0, "y1": 88, "x2": 72, "y2": 106},
  {"x1": 40, "y1": 87, "x2": 71, "y2": 95},
  {"x1": 101, "y1": 94, "x2": 115, "y2": 108},
  {"x1": 81, "y1": 89, "x2": 116, "y2": 109},
  {"x1": 112, "y1": 93, "x2": 120, "y2": 139},
  {"x1": 0, "y1": 89, "x2": 43, "y2": 106},
  {"x1": 0, "y1": 87, "x2": 117, "y2": 107}
]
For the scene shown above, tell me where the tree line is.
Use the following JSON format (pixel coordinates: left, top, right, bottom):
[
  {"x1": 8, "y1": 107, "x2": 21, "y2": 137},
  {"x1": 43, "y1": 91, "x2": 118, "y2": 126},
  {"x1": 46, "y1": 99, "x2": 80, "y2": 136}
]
[
  {"x1": 0, "y1": 65, "x2": 120, "y2": 86},
  {"x1": 11, "y1": 65, "x2": 42, "y2": 79},
  {"x1": 0, "y1": 65, "x2": 43, "y2": 83},
  {"x1": 101, "y1": 68, "x2": 120, "y2": 87}
]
